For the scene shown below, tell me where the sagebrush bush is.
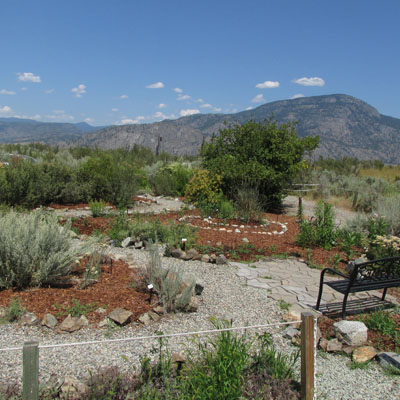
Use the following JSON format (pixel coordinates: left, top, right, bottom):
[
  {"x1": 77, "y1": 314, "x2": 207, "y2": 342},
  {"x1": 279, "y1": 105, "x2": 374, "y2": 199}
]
[
  {"x1": 151, "y1": 162, "x2": 193, "y2": 196},
  {"x1": 0, "y1": 210, "x2": 81, "y2": 289},
  {"x1": 375, "y1": 195, "x2": 400, "y2": 236}
]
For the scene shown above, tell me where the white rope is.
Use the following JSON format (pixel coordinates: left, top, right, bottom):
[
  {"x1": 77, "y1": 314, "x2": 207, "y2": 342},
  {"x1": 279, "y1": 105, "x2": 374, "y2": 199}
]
[{"x1": 0, "y1": 320, "x2": 301, "y2": 352}]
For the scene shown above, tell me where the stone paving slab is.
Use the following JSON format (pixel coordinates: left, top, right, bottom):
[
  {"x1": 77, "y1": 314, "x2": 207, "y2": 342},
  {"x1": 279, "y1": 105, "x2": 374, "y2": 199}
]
[{"x1": 232, "y1": 258, "x2": 399, "y2": 312}]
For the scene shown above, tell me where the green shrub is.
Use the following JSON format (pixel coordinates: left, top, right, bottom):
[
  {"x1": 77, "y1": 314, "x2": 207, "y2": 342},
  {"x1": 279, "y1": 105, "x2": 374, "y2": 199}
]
[
  {"x1": 0, "y1": 210, "x2": 81, "y2": 289},
  {"x1": 89, "y1": 199, "x2": 106, "y2": 217},
  {"x1": 218, "y1": 200, "x2": 236, "y2": 220},
  {"x1": 202, "y1": 119, "x2": 319, "y2": 209},
  {"x1": 151, "y1": 162, "x2": 193, "y2": 196},
  {"x1": 297, "y1": 201, "x2": 338, "y2": 249}
]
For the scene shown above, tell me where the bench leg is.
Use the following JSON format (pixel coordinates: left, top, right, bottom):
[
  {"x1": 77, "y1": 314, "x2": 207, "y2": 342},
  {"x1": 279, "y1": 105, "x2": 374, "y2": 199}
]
[
  {"x1": 316, "y1": 283, "x2": 324, "y2": 310},
  {"x1": 342, "y1": 292, "x2": 350, "y2": 320},
  {"x1": 381, "y1": 287, "x2": 387, "y2": 301}
]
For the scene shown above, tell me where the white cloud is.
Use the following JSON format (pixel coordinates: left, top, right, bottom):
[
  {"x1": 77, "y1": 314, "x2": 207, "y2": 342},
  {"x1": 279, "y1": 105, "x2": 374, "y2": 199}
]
[
  {"x1": 213, "y1": 107, "x2": 222, "y2": 112},
  {"x1": 21, "y1": 87, "x2": 27, "y2": 91},
  {"x1": 10, "y1": 113, "x2": 41, "y2": 120},
  {"x1": 177, "y1": 94, "x2": 191, "y2": 101},
  {"x1": 45, "y1": 112, "x2": 75, "y2": 121},
  {"x1": 291, "y1": 93, "x2": 305, "y2": 99},
  {"x1": 255, "y1": 80, "x2": 279, "y2": 89},
  {"x1": 146, "y1": 81, "x2": 164, "y2": 89},
  {"x1": 111, "y1": 108, "x2": 118, "y2": 112},
  {"x1": 158, "y1": 103, "x2": 167, "y2": 109},
  {"x1": 118, "y1": 116, "x2": 145, "y2": 125},
  {"x1": 246, "y1": 106, "x2": 253, "y2": 111},
  {"x1": 71, "y1": 84, "x2": 86, "y2": 98},
  {"x1": 0, "y1": 89, "x2": 16, "y2": 95},
  {"x1": 17, "y1": 72, "x2": 41, "y2": 83},
  {"x1": 197, "y1": 98, "x2": 204, "y2": 103},
  {"x1": 200, "y1": 103, "x2": 213, "y2": 108},
  {"x1": 251, "y1": 94, "x2": 265, "y2": 103},
  {"x1": 173, "y1": 87, "x2": 183, "y2": 93},
  {"x1": 0, "y1": 105, "x2": 12, "y2": 113},
  {"x1": 120, "y1": 94, "x2": 128, "y2": 99},
  {"x1": 180, "y1": 109, "x2": 200, "y2": 117},
  {"x1": 293, "y1": 77, "x2": 325, "y2": 86},
  {"x1": 84, "y1": 117, "x2": 94, "y2": 124},
  {"x1": 44, "y1": 89, "x2": 55, "y2": 94}
]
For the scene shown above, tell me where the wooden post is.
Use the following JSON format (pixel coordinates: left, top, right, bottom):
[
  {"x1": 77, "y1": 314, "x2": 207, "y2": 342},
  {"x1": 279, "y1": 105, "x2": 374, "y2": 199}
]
[
  {"x1": 23, "y1": 341, "x2": 39, "y2": 400},
  {"x1": 301, "y1": 312, "x2": 315, "y2": 400}
]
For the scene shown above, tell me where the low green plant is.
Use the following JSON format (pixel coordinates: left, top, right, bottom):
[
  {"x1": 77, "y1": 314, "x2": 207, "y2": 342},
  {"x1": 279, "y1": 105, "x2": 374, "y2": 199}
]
[
  {"x1": 0, "y1": 210, "x2": 82, "y2": 289},
  {"x1": 55, "y1": 299, "x2": 98, "y2": 318},
  {"x1": 278, "y1": 300, "x2": 291, "y2": 311},
  {"x1": 89, "y1": 199, "x2": 106, "y2": 217},
  {"x1": 218, "y1": 199, "x2": 236, "y2": 220},
  {"x1": 348, "y1": 360, "x2": 370, "y2": 370},
  {"x1": 81, "y1": 251, "x2": 103, "y2": 289},
  {"x1": 1, "y1": 297, "x2": 25, "y2": 323}
]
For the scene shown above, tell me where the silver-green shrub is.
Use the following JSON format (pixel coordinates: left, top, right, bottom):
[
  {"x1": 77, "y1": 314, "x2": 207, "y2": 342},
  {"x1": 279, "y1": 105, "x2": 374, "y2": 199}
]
[
  {"x1": 145, "y1": 242, "x2": 195, "y2": 312},
  {"x1": 0, "y1": 210, "x2": 81, "y2": 289},
  {"x1": 375, "y1": 194, "x2": 400, "y2": 236}
]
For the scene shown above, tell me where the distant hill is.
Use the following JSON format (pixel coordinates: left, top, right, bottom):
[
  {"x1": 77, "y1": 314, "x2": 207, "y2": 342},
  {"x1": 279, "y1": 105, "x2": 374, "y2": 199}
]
[
  {"x1": 2, "y1": 94, "x2": 400, "y2": 163},
  {"x1": 0, "y1": 119, "x2": 101, "y2": 145},
  {"x1": 79, "y1": 94, "x2": 400, "y2": 164}
]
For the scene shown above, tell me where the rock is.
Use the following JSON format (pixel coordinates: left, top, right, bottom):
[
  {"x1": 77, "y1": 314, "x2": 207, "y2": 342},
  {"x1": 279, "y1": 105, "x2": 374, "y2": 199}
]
[
  {"x1": 282, "y1": 326, "x2": 300, "y2": 340},
  {"x1": 153, "y1": 305, "x2": 164, "y2": 315},
  {"x1": 20, "y1": 312, "x2": 39, "y2": 326},
  {"x1": 182, "y1": 273, "x2": 203, "y2": 295},
  {"x1": 108, "y1": 308, "x2": 133, "y2": 325},
  {"x1": 210, "y1": 253, "x2": 217, "y2": 263},
  {"x1": 283, "y1": 309, "x2": 302, "y2": 329},
  {"x1": 216, "y1": 241, "x2": 222, "y2": 247},
  {"x1": 148, "y1": 310, "x2": 161, "y2": 322},
  {"x1": 42, "y1": 313, "x2": 58, "y2": 328},
  {"x1": 194, "y1": 281, "x2": 204, "y2": 296},
  {"x1": 326, "y1": 338, "x2": 343, "y2": 352},
  {"x1": 353, "y1": 346, "x2": 377, "y2": 363},
  {"x1": 376, "y1": 352, "x2": 400, "y2": 372},
  {"x1": 216, "y1": 254, "x2": 227, "y2": 265},
  {"x1": 138, "y1": 312, "x2": 152, "y2": 326},
  {"x1": 172, "y1": 353, "x2": 186, "y2": 372},
  {"x1": 96, "y1": 307, "x2": 107, "y2": 314},
  {"x1": 78, "y1": 315, "x2": 89, "y2": 327},
  {"x1": 98, "y1": 318, "x2": 109, "y2": 327},
  {"x1": 234, "y1": 229, "x2": 241, "y2": 233},
  {"x1": 291, "y1": 336, "x2": 302, "y2": 346},
  {"x1": 60, "y1": 376, "x2": 89, "y2": 399},
  {"x1": 187, "y1": 296, "x2": 199, "y2": 312},
  {"x1": 0, "y1": 307, "x2": 7, "y2": 319},
  {"x1": 134, "y1": 241, "x2": 143, "y2": 249},
  {"x1": 342, "y1": 345, "x2": 354, "y2": 356},
  {"x1": 242, "y1": 237, "x2": 249, "y2": 243},
  {"x1": 334, "y1": 320, "x2": 368, "y2": 346},
  {"x1": 59, "y1": 314, "x2": 83, "y2": 332},
  {"x1": 319, "y1": 338, "x2": 328, "y2": 352},
  {"x1": 186, "y1": 248, "x2": 200, "y2": 260},
  {"x1": 121, "y1": 237, "x2": 133, "y2": 248},
  {"x1": 170, "y1": 248, "x2": 185, "y2": 259},
  {"x1": 201, "y1": 254, "x2": 210, "y2": 263}
]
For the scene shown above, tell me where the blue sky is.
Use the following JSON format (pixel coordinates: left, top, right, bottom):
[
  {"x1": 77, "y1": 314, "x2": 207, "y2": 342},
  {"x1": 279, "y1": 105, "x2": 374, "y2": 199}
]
[{"x1": 1, "y1": 0, "x2": 399, "y2": 126}]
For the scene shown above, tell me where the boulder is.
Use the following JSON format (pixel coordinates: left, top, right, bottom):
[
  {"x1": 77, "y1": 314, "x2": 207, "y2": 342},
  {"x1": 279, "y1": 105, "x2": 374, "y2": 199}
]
[
  {"x1": 148, "y1": 310, "x2": 161, "y2": 322},
  {"x1": 216, "y1": 255, "x2": 227, "y2": 265},
  {"x1": 210, "y1": 253, "x2": 217, "y2": 263},
  {"x1": 108, "y1": 308, "x2": 133, "y2": 325},
  {"x1": 170, "y1": 248, "x2": 185, "y2": 259},
  {"x1": 153, "y1": 305, "x2": 164, "y2": 315},
  {"x1": 134, "y1": 241, "x2": 143, "y2": 249},
  {"x1": 59, "y1": 315, "x2": 84, "y2": 332},
  {"x1": 352, "y1": 346, "x2": 377, "y2": 363},
  {"x1": 138, "y1": 312, "x2": 152, "y2": 326},
  {"x1": 201, "y1": 254, "x2": 210, "y2": 263},
  {"x1": 282, "y1": 326, "x2": 300, "y2": 340},
  {"x1": 121, "y1": 237, "x2": 134, "y2": 248},
  {"x1": 187, "y1": 296, "x2": 199, "y2": 312},
  {"x1": 334, "y1": 320, "x2": 368, "y2": 346},
  {"x1": 326, "y1": 338, "x2": 343, "y2": 352},
  {"x1": 42, "y1": 313, "x2": 58, "y2": 328},
  {"x1": 20, "y1": 312, "x2": 39, "y2": 326},
  {"x1": 376, "y1": 352, "x2": 400, "y2": 372},
  {"x1": 60, "y1": 376, "x2": 88, "y2": 399}
]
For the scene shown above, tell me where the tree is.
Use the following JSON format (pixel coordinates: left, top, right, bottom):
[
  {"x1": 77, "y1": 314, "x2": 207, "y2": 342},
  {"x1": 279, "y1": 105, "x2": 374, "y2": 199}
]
[{"x1": 201, "y1": 119, "x2": 319, "y2": 210}]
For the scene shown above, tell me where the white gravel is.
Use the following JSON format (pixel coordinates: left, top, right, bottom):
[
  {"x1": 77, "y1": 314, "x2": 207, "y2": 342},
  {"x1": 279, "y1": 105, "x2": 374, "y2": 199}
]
[{"x1": 1, "y1": 248, "x2": 399, "y2": 399}]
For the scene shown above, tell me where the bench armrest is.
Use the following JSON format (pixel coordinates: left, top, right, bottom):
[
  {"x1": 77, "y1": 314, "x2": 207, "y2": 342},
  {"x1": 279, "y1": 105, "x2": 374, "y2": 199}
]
[{"x1": 320, "y1": 268, "x2": 350, "y2": 280}]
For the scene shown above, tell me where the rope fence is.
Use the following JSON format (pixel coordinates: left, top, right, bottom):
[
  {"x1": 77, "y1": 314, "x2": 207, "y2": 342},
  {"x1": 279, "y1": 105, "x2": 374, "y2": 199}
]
[{"x1": 1, "y1": 313, "x2": 317, "y2": 400}]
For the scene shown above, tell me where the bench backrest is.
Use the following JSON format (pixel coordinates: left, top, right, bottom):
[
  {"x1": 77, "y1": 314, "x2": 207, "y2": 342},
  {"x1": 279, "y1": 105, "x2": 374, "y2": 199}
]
[{"x1": 351, "y1": 256, "x2": 400, "y2": 282}]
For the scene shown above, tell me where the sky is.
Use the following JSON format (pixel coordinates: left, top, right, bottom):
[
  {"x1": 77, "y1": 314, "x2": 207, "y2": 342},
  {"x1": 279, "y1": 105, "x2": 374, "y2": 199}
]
[{"x1": 1, "y1": 0, "x2": 399, "y2": 126}]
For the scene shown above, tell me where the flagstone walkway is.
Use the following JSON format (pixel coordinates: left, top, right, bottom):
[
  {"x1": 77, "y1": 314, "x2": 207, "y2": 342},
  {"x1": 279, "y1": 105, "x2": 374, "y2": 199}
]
[{"x1": 231, "y1": 258, "x2": 398, "y2": 315}]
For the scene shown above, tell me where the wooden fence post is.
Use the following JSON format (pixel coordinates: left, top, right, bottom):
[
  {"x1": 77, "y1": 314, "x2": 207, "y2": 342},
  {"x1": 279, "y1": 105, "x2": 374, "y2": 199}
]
[
  {"x1": 301, "y1": 312, "x2": 315, "y2": 400},
  {"x1": 23, "y1": 341, "x2": 39, "y2": 400}
]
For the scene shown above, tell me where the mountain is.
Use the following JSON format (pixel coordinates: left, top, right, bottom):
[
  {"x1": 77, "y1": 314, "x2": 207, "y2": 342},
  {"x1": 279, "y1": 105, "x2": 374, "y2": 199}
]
[
  {"x1": 2, "y1": 94, "x2": 400, "y2": 163},
  {"x1": 0, "y1": 119, "x2": 101, "y2": 145},
  {"x1": 79, "y1": 94, "x2": 400, "y2": 164}
]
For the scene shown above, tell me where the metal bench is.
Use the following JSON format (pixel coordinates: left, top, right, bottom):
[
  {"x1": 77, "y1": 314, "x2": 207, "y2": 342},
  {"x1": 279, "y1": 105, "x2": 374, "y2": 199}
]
[{"x1": 316, "y1": 256, "x2": 400, "y2": 319}]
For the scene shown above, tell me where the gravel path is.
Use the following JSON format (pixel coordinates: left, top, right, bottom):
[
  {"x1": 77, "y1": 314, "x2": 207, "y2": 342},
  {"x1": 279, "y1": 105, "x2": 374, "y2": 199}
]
[{"x1": 1, "y1": 248, "x2": 399, "y2": 399}]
